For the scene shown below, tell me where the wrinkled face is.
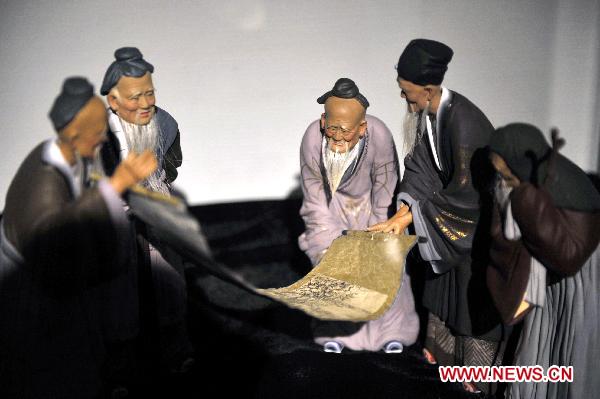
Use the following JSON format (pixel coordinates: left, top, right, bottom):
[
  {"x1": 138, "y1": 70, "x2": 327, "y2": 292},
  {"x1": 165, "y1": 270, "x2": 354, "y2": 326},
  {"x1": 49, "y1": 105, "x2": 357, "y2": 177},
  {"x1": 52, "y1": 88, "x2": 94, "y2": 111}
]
[
  {"x1": 320, "y1": 97, "x2": 367, "y2": 153},
  {"x1": 69, "y1": 97, "x2": 109, "y2": 159},
  {"x1": 108, "y1": 72, "x2": 156, "y2": 125},
  {"x1": 397, "y1": 77, "x2": 430, "y2": 113},
  {"x1": 490, "y1": 152, "x2": 521, "y2": 188}
]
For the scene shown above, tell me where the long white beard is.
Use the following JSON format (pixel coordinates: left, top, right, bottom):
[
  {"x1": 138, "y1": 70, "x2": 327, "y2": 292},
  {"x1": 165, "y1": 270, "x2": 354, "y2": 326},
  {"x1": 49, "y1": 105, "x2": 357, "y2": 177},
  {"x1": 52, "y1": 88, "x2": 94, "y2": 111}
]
[
  {"x1": 84, "y1": 145, "x2": 104, "y2": 179},
  {"x1": 402, "y1": 102, "x2": 428, "y2": 158},
  {"x1": 120, "y1": 116, "x2": 170, "y2": 195},
  {"x1": 323, "y1": 138, "x2": 360, "y2": 193}
]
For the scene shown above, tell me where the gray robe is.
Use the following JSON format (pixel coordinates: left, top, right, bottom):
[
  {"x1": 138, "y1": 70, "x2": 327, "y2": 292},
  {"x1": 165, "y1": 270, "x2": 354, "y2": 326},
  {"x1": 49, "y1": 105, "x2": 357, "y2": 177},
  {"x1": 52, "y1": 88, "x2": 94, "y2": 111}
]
[
  {"x1": 100, "y1": 107, "x2": 191, "y2": 365},
  {"x1": 0, "y1": 139, "x2": 135, "y2": 399},
  {"x1": 508, "y1": 246, "x2": 599, "y2": 399},
  {"x1": 489, "y1": 182, "x2": 600, "y2": 399},
  {"x1": 298, "y1": 115, "x2": 419, "y2": 350}
]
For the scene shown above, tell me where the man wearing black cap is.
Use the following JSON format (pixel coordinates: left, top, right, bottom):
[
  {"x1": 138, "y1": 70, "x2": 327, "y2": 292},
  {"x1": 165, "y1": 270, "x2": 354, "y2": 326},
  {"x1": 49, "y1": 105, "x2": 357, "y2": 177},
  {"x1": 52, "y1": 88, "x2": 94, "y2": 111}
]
[
  {"x1": 369, "y1": 39, "x2": 504, "y2": 394},
  {"x1": 99, "y1": 46, "x2": 194, "y2": 376},
  {"x1": 0, "y1": 77, "x2": 157, "y2": 398},
  {"x1": 299, "y1": 78, "x2": 419, "y2": 353}
]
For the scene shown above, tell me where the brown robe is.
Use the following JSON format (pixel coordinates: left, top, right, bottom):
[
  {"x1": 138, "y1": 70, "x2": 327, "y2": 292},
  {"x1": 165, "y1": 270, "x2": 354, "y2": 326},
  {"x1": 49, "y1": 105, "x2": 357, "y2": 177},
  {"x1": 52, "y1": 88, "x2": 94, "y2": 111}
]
[{"x1": 487, "y1": 182, "x2": 600, "y2": 325}]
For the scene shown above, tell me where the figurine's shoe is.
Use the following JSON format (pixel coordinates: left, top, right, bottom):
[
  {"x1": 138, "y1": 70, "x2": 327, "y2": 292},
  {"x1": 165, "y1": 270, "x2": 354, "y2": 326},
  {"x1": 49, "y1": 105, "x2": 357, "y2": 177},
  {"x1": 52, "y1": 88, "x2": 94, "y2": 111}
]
[
  {"x1": 422, "y1": 347, "x2": 437, "y2": 364},
  {"x1": 110, "y1": 386, "x2": 129, "y2": 399},
  {"x1": 462, "y1": 381, "x2": 482, "y2": 394},
  {"x1": 383, "y1": 341, "x2": 404, "y2": 354},
  {"x1": 170, "y1": 356, "x2": 196, "y2": 374},
  {"x1": 323, "y1": 341, "x2": 344, "y2": 353}
]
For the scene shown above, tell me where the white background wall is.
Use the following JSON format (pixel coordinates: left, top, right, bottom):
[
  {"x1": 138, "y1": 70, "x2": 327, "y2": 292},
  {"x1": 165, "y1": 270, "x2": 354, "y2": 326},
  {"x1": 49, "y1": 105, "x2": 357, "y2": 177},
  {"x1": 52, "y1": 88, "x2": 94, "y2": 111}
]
[{"x1": 1, "y1": 0, "x2": 598, "y2": 208}]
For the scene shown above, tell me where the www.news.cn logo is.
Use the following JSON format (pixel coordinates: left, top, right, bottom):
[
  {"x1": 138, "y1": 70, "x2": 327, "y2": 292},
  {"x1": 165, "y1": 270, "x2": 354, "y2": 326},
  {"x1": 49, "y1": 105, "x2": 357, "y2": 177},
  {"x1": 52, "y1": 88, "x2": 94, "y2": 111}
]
[{"x1": 439, "y1": 366, "x2": 573, "y2": 383}]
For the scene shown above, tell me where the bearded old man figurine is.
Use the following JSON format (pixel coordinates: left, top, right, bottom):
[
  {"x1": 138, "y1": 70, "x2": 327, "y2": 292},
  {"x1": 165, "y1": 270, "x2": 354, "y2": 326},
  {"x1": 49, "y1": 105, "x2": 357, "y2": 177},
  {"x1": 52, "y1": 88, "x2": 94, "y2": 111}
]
[
  {"x1": 298, "y1": 78, "x2": 419, "y2": 353},
  {"x1": 488, "y1": 123, "x2": 600, "y2": 399},
  {"x1": 0, "y1": 77, "x2": 157, "y2": 398},
  {"x1": 100, "y1": 47, "x2": 181, "y2": 193},
  {"x1": 99, "y1": 47, "x2": 193, "y2": 373},
  {"x1": 369, "y1": 39, "x2": 505, "y2": 394}
]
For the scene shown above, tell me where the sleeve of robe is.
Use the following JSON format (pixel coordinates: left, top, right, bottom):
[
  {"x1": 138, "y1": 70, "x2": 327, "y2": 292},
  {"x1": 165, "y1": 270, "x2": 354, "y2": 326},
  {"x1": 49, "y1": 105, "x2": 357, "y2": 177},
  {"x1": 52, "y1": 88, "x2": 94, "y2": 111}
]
[
  {"x1": 486, "y1": 202, "x2": 533, "y2": 325},
  {"x1": 511, "y1": 183, "x2": 600, "y2": 277},
  {"x1": 298, "y1": 123, "x2": 347, "y2": 266},
  {"x1": 164, "y1": 130, "x2": 182, "y2": 183},
  {"x1": 18, "y1": 175, "x2": 130, "y2": 297},
  {"x1": 399, "y1": 101, "x2": 493, "y2": 273},
  {"x1": 368, "y1": 122, "x2": 399, "y2": 226},
  {"x1": 156, "y1": 107, "x2": 183, "y2": 184}
]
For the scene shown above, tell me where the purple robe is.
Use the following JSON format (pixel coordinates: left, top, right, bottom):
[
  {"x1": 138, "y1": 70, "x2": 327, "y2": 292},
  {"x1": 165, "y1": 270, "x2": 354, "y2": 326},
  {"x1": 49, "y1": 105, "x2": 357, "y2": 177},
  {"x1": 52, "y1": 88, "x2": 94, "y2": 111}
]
[{"x1": 298, "y1": 115, "x2": 419, "y2": 351}]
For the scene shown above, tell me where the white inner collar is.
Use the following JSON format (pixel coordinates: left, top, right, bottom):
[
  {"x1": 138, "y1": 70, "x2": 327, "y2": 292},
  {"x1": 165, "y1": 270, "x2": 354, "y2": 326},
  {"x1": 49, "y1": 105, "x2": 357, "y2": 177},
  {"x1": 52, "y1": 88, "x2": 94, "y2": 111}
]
[
  {"x1": 43, "y1": 139, "x2": 82, "y2": 198},
  {"x1": 108, "y1": 110, "x2": 130, "y2": 159},
  {"x1": 425, "y1": 86, "x2": 450, "y2": 172}
]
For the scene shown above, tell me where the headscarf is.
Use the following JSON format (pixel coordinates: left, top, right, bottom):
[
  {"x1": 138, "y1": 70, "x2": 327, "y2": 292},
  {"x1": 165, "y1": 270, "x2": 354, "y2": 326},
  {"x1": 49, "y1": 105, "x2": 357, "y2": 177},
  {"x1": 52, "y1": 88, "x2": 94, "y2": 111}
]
[{"x1": 490, "y1": 123, "x2": 600, "y2": 212}]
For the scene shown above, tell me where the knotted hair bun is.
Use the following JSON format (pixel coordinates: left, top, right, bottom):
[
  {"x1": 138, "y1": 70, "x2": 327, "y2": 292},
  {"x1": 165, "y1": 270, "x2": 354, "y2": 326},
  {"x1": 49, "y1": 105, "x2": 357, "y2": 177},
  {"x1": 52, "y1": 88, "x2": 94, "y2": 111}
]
[
  {"x1": 100, "y1": 46, "x2": 154, "y2": 95},
  {"x1": 114, "y1": 47, "x2": 144, "y2": 62},
  {"x1": 49, "y1": 77, "x2": 94, "y2": 131},
  {"x1": 317, "y1": 78, "x2": 370, "y2": 108}
]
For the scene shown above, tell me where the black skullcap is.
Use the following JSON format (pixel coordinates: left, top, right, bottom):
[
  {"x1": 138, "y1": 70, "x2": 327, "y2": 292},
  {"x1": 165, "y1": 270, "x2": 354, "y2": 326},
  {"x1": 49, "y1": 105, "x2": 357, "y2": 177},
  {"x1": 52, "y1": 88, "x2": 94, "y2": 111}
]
[
  {"x1": 48, "y1": 77, "x2": 94, "y2": 131},
  {"x1": 100, "y1": 47, "x2": 154, "y2": 95},
  {"x1": 396, "y1": 39, "x2": 453, "y2": 86},
  {"x1": 317, "y1": 78, "x2": 370, "y2": 108}
]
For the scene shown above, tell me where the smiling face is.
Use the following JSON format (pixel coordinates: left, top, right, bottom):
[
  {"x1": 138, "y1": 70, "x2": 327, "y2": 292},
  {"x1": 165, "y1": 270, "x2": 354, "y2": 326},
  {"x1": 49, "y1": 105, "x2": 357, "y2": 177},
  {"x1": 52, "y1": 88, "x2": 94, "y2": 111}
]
[
  {"x1": 108, "y1": 71, "x2": 156, "y2": 125},
  {"x1": 320, "y1": 97, "x2": 367, "y2": 153}
]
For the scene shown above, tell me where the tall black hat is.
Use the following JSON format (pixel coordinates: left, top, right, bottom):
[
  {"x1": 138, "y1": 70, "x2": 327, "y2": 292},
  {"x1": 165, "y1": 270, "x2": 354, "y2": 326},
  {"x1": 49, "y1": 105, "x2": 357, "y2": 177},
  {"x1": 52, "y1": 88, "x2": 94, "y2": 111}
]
[{"x1": 396, "y1": 39, "x2": 453, "y2": 85}]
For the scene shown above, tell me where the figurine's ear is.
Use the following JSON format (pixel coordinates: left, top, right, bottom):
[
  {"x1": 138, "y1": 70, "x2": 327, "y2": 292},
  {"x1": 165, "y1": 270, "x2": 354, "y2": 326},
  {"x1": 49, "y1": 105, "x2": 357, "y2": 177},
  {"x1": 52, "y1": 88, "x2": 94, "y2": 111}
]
[
  {"x1": 107, "y1": 93, "x2": 119, "y2": 112},
  {"x1": 358, "y1": 120, "x2": 367, "y2": 137},
  {"x1": 320, "y1": 113, "x2": 326, "y2": 129},
  {"x1": 424, "y1": 86, "x2": 434, "y2": 101}
]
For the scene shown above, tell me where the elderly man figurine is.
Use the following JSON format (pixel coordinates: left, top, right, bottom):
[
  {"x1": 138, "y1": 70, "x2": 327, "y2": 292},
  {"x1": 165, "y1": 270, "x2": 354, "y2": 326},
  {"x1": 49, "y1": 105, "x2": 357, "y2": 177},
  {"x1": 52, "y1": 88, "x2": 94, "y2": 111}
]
[
  {"x1": 488, "y1": 123, "x2": 600, "y2": 399},
  {"x1": 369, "y1": 39, "x2": 505, "y2": 394},
  {"x1": 298, "y1": 78, "x2": 419, "y2": 353},
  {"x1": 99, "y1": 47, "x2": 193, "y2": 373},
  {"x1": 100, "y1": 46, "x2": 181, "y2": 192},
  {"x1": 0, "y1": 77, "x2": 157, "y2": 398}
]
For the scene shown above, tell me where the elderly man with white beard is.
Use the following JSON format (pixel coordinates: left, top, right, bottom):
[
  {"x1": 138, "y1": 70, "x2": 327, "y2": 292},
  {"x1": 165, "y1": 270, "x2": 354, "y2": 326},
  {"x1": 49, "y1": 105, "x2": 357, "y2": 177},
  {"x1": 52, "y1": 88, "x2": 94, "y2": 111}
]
[
  {"x1": 368, "y1": 39, "x2": 505, "y2": 395},
  {"x1": 0, "y1": 77, "x2": 158, "y2": 398},
  {"x1": 298, "y1": 78, "x2": 419, "y2": 354},
  {"x1": 99, "y1": 47, "x2": 193, "y2": 375},
  {"x1": 100, "y1": 47, "x2": 181, "y2": 193}
]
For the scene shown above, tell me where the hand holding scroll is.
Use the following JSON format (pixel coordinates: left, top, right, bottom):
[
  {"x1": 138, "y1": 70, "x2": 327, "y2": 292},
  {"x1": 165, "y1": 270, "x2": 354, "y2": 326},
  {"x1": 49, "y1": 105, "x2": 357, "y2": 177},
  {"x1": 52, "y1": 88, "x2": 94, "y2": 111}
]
[{"x1": 367, "y1": 204, "x2": 413, "y2": 235}]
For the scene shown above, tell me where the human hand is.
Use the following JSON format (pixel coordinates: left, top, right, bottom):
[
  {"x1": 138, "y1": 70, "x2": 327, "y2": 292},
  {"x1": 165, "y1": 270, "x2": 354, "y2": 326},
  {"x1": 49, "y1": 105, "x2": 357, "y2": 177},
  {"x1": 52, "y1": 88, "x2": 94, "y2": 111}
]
[
  {"x1": 367, "y1": 205, "x2": 413, "y2": 235},
  {"x1": 109, "y1": 150, "x2": 158, "y2": 195}
]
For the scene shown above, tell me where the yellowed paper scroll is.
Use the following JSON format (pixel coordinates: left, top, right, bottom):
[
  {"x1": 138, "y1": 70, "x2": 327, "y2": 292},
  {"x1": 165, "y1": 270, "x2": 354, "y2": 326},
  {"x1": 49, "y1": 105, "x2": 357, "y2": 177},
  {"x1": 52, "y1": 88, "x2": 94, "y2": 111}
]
[{"x1": 257, "y1": 231, "x2": 417, "y2": 321}]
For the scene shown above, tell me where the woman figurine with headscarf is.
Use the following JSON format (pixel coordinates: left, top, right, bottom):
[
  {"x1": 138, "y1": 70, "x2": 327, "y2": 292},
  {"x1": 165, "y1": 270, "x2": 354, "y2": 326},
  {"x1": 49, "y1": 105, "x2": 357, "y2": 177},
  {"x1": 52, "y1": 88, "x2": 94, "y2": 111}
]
[{"x1": 487, "y1": 123, "x2": 600, "y2": 399}]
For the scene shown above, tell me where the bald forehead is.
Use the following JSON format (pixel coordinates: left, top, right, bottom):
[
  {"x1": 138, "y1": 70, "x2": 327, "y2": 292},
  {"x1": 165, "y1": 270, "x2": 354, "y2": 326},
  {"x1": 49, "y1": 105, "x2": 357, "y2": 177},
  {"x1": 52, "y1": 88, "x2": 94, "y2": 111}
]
[
  {"x1": 69, "y1": 96, "x2": 107, "y2": 129},
  {"x1": 324, "y1": 97, "x2": 365, "y2": 121},
  {"x1": 82, "y1": 96, "x2": 107, "y2": 118},
  {"x1": 115, "y1": 71, "x2": 154, "y2": 96}
]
